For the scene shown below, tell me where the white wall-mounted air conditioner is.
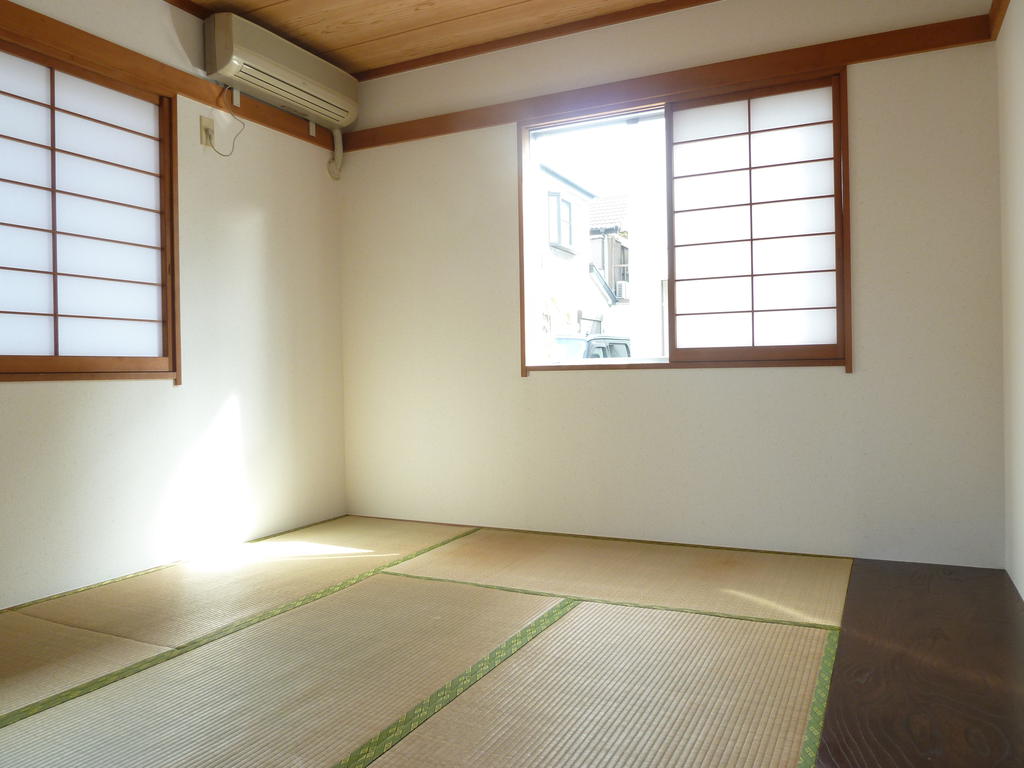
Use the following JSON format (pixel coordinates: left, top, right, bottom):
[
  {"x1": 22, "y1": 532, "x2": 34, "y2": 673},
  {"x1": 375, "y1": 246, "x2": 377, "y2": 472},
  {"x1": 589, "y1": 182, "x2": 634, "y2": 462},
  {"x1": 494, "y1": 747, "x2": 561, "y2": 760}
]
[
  {"x1": 204, "y1": 12, "x2": 358, "y2": 178},
  {"x1": 616, "y1": 281, "x2": 630, "y2": 300}
]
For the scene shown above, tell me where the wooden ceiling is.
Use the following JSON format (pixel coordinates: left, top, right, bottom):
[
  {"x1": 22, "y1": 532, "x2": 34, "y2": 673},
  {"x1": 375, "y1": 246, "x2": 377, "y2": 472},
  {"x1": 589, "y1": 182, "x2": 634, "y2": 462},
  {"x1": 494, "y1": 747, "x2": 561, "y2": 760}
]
[{"x1": 177, "y1": 0, "x2": 720, "y2": 79}]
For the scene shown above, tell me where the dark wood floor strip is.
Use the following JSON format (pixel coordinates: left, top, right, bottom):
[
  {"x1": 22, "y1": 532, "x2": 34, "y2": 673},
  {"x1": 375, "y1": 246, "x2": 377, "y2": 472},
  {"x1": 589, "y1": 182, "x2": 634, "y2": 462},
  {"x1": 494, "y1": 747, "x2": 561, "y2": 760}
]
[{"x1": 818, "y1": 560, "x2": 1024, "y2": 767}]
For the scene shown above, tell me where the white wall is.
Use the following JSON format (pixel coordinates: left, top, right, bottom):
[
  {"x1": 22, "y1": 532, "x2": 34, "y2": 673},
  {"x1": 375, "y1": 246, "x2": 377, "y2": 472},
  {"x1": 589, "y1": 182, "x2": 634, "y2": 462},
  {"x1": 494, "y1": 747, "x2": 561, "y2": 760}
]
[
  {"x1": 337, "y1": 43, "x2": 1004, "y2": 568},
  {"x1": 0, "y1": 93, "x2": 346, "y2": 608},
  {"x1": 11, "y1": 0, "x2": 205, "y2": 75},
  {"x1": 356, "y1": 0, "x2": 988, "y2": 128},
  {"x1": 999, "y1": 3, "x2": 1024, "y2": 596}
]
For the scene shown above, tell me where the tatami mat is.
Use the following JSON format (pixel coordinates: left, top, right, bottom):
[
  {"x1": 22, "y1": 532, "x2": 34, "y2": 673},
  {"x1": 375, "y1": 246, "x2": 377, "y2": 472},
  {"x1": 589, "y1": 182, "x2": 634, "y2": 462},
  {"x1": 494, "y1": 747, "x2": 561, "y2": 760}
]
[
  {"x1": 388, "y1": 528, "x2": 851, "y2": 626},
  {"x1": 18, "y1": 516, "x2": 472, "y2": 646},
  {"x1": 371, "y1": 602, "x2": 829, "y2": 768},
  {"x1": 0, "y1": 576, "x2": 559, "y2": 768},
  {"x1": 0, "y1": 613, "x2": 168, "y2": 715}
]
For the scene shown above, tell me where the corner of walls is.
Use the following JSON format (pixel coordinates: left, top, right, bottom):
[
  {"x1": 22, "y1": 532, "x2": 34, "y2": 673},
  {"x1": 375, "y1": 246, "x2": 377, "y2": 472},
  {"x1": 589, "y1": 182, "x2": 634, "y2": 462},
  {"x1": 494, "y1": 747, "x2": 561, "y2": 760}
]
[
  {"x1": 998, "y1": 0, "x2": 1024, "y2": 598},
  {"x1": 10, "y1": 0, "x2": 205, "y2": 76}
]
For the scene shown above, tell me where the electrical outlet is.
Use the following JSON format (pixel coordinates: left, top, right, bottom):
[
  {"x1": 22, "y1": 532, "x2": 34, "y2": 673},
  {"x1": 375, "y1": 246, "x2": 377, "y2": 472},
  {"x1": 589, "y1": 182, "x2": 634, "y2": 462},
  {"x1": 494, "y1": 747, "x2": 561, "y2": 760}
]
[{"x1": 199, "y1": 116, "x2": 214, "y2": 147}]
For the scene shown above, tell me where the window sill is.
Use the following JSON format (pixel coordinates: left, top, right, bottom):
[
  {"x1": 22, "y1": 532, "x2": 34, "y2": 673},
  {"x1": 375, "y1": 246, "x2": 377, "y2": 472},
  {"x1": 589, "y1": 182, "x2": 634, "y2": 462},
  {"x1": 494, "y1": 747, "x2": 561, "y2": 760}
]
[
  {"x1": 548, "y1": 243, "x2": 576, "y2": 255},
  {"x1": 0, "y1": 371, "x2": 179, "y2": 383},
  {"x1": 523, "y1": 357, "x2": 849, "y2": 375}
]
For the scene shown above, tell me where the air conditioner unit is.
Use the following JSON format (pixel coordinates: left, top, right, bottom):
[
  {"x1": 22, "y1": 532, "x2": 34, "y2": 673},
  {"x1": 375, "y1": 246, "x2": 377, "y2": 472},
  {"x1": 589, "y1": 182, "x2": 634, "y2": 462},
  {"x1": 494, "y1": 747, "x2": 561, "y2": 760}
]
[
  {"x1": 616, "y1": 281, "x2": 630, "y2": 300},
  {"x1": 204, "y1": 12, "x2": 358, "y2": 178}
]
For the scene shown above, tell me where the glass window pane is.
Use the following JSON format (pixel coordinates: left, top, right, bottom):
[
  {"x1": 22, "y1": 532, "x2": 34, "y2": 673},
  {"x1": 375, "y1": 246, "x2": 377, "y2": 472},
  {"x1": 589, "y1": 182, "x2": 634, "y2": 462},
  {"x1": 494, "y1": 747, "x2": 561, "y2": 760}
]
[
  {"x1": 676, "y1": 312, "x2": 752, "y2": 348},
  {"x1": 0, "y1": 312, "x2": 53, "y2": 354},
  {"x1": 674, "y1": 170, "x2": 749, "y2": 210},
  {"x1": 59, "y1": 316, "x2": 162, "y2": 357},
  {"x1": 673, "y1": 100, "x2": 748, "y2": 142},
  {"x1": 0, "y1": 137, "x2": 50, "y2": 187},
  {"x1": 753, "y1": 234, "x2": 835, "y2": 274},
  {"x1": 0, "y1": 267, "x2": 52, "y2": 313},
  {"x1": 675, "y1": 241, "x2": 751, "y2": 279},
  {"x1": 751, "y1": 160, "x2": 834, "y2": 203},
  {"x1": 0, "y1": 180, "x2": 51, "y2": 229},
  {"x1": 676, "y1": 276, "x2": 751, "y2": 314},
  {"x1": 0, "y1": 224, "x2": 51, "y2": 271},
  {"x1": 56, "y1": 194, "x2": 161, "y2": 248},
  {"x1": 675, "y1": 205, "x2": 750, "y2": 246},
  {"x1": 752, "y1": 197, "x2": 834, "y2": 239},
  {"x1": 754, "y1": 271, "x2": 836, "y2": 310},
  {"x1": 0, "y1": 50, "x2": 50, "y2": 103},
  {"x1": 750, "y1": 87, "x2": 832, "y2": 131},
  {"x1": 755, "y1": 308, "x2": 837, "y2": 346},
  {"x1": 54, "y1": 72, "x2": 159, "y2": 137},
  {"x1": 751, "y1": 123, "x2": 833, "y2": 167},
  {"x1": 58, "y1": 275, "x2": 162, "y2": 321},
  {"x1": 55, "y1": 113, "x2": 159, "y2": 173},
  {"x1": 0, "y1": 93, "x2": 50, "y2": 145},
  {"x1": 673, "y1": 134, "x2": 749, "y2": 176},
  {"x1": 58, "y1": 235, "x2": 161, "y2": 284},
  {"x1": 56, "y1": 154, "x2": 160, "y2": 210}
]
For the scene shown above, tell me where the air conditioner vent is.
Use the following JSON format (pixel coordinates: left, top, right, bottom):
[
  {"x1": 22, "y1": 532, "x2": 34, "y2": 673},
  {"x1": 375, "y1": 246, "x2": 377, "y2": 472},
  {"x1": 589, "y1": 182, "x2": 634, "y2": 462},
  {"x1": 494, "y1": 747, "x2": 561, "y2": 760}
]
[{"x1": 204, "y1": 13, "x2": 358, "y2": 131}]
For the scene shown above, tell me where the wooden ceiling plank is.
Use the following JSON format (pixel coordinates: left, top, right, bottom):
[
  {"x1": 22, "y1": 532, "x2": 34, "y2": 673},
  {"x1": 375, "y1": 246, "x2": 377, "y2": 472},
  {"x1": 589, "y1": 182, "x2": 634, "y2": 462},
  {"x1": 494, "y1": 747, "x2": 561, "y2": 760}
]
[
  {"x1": 331, "y1": 0, "x2": 718, "y2": 71},
  {"x1": 249, "y1": 0, "x2": 527, "y2": 52},
  {"x1": 185, "y1": 0, "x2": 283, "y2": 14}
]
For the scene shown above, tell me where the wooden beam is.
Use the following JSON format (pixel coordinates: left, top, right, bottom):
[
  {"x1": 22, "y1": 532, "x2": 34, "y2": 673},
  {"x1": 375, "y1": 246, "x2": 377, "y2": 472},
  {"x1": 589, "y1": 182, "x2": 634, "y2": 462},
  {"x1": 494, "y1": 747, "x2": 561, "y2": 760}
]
[
  {"x1": 991, "y1": 0, "x2": 1013, "y2": 38},
  {"x1": 163, "y1": 0, "x2": 210, "y2": 17},
  {"x1": 344, "y1": 15, "x2": 991, "y2": 153},
  {"x1": 351, "y1": 0, "x2": 722, "y2": 80},
  {"x1": 0, "y1": 0, "x2": 332, "y2": 150}
]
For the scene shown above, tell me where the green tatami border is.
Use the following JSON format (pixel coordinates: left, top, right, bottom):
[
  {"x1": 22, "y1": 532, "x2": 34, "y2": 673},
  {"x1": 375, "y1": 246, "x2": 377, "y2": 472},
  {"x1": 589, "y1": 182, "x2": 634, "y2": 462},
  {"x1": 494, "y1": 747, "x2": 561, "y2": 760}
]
[
  {"x1": 380, "y1": 570, "x2": 841, "y2": 631},
  {"x1": 335, "y1": 598, "x2": 580, "y2": 768},
  {"x1": 0, "y1": 514, "x2": 362, "y2": 614},
  {"x1": 796, "y1": 629, "x2": 839, "y2": 767},
  {"x1": 0, "y1": 526, "x2": 482, "y2": 730}
]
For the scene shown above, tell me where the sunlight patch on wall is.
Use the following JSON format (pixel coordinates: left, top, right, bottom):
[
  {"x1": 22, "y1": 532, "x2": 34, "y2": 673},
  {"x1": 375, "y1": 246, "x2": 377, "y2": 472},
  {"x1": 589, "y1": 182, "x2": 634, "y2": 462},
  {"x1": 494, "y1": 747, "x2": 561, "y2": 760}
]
[{"x1": 153, "y1": 394, "x2": 257, "y2": 562}]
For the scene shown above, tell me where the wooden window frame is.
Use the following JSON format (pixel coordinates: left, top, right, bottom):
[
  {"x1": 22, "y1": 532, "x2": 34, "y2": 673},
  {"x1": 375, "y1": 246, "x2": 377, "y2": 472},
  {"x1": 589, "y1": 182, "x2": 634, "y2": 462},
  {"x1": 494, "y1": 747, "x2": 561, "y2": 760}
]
[
  {"x1": 518, "y1": 68, "x2": 851, "y2": 376},
  {"x1": 0, "y1": 40, "x2": 181, "y2": 384}
]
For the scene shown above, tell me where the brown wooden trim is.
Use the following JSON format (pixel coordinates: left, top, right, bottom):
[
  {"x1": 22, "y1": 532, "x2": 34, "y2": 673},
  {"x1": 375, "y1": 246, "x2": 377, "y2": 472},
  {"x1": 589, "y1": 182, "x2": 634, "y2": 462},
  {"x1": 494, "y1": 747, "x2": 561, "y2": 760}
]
[
  {"x1": 163, "y1": 96, "x2": 182, "y2": 385},
  {"x1": 57, "y1": 148, "x2": 162, "y2": 177},
  {"x1": 0, "y1": 176, "x2": 162, "y2": 214},
  {"x1": 0, "y1": 371, "x2": 177, "y2": 382},
  {"x1": 517, "y1": 124, "x2": 528, "y2": 379},
  {"x1": 53, "y1": 106, "x2": 160, "y2": 140},
  {"x1": 0, "y1": 268, "x2": 161, "y2": 288},
  {"x1": 0, "y1": 356, "x2": 172, "y2": 373},
  {"x1": 674, "y1": 157, "x2": 836, "y2": 181},
  {"x1": 837, "y1": 69, "x2": 853, "y2": 373},
  {"x1": 0, "y1": 310, "x2": 162, "y2": 323},
  {"x1": 676, "y1": 269, "x2": 835, "y2": 283},
  {"x1": 344, "y1": 16, "x2": 989, "y2": 153},
  {"x1": 676, "y1": 193, "x2": 834, "y2": 215},
  {"x1": 525, "y1": 358, "x2": 847, "y2": 373},
  {"x1": 49, "y1": 67, "x2": 58, "y2": 354},
  {"x1": 675, "y1": 343, "x2": 842, "y2": 362},
  {"x1": 0, "y1": 1, "x2": 332, "y2": 151},
  {"x1": 991, "y1": 0, "x2": 1013, "y2": 39},
  {"x1": 161, "y1": 0, "x2": 210, "y2": 18},
  {"x1": 352, "y1": 0, "x2": 723, "y2": 80},
  {"x1": 672, "y1": 118, "x2": 833, "y2": 145}
]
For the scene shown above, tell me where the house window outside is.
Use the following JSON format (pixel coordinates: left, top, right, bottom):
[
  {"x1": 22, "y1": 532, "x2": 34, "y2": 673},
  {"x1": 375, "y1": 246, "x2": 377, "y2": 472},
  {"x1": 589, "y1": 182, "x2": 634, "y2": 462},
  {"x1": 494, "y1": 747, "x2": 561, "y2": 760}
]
[
  {"x1": 0, "y1": 48, "x2": 178, "y2": 381},
  {"x1": 520, "y1": 75, "x2": 848, "y2": 370},
  {"x1": 547, "y1": 191, "x2": 574, "y2": 249}
]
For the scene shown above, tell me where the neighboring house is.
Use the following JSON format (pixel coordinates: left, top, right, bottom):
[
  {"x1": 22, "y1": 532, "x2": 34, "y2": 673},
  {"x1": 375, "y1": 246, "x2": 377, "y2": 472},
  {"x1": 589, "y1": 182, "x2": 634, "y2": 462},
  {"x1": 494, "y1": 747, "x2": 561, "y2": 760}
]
[
  {"x1": 589, "y1": 196, "x2": 630, "y2": 304},
  {"x1": 527, "y1": 166, "x2": 664, "y2": 363}
]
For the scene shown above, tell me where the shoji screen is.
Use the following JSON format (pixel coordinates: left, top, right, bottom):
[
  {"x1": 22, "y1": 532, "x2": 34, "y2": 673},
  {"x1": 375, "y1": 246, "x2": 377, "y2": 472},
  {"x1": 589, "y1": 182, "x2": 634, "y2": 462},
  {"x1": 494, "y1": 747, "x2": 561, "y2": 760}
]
[
  {"x1": 0, "y1": 48, "x2": 173, "y2": 373},
  {"x1": 668, "y1": 78, "x2": 846, "y2": 363}
]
